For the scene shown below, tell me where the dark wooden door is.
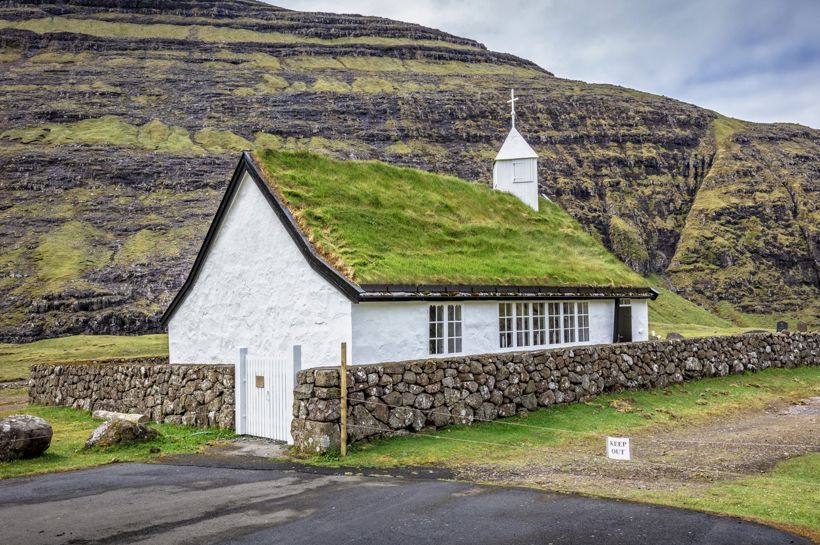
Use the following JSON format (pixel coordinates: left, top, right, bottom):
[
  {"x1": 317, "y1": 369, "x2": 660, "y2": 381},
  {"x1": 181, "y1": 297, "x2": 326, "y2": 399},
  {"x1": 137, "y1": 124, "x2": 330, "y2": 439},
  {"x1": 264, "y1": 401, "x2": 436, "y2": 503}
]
[{"x1": 617, "y1": 305, "x2": 632, "y2": 342}]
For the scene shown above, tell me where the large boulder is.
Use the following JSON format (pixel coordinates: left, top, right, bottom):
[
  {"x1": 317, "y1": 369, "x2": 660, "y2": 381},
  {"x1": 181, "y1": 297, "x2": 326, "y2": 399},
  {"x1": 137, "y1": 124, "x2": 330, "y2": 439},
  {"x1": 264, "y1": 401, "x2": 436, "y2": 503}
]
[
  {"x1": 85, "y1": 419, "x2": 159, "y2": 449},
  {"x1": 0, "y1": 414, "x2": 53, "y2": 461}
]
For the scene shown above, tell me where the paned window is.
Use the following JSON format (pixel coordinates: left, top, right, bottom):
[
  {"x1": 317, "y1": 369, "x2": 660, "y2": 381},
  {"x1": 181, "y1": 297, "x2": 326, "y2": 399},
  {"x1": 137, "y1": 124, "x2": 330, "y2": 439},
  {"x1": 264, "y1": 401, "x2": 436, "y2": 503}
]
[
  {"x1": 577, "y1": 302, "x2": 590, "y2": 342},
  {"x1": 500, "y1": 301, "x2": 591, "y2": 348},
  {"x1": 515, "y1": 302, "x2": 531, "y2": 347},
  {"x1": 447, "y1": 304, "x2": 463, "y2": 353},
  {"x1": 532, "y1": 303, "x2": 546, "y2": 345},
  {"x1": 430, "y1": 304, "x2": 462, "y2": 355},
  {"x1": 563, "y1": 302, "x2": 576, "y2": 343},
  {"x1": 429, "y1": 305, "x2": 445, "y2": 354},
  {"x1": 548, "y1": 302, "x2": 562, "y2": 344},
  {"x1": 498, "y1": 303, "x2": 514, "y2": 348}
]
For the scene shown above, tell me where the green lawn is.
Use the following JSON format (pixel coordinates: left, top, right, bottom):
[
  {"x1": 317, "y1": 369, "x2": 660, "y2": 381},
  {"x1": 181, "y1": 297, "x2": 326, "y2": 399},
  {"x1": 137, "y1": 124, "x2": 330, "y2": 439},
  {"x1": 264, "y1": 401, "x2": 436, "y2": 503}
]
[
  {"x1": 649, "y1": 454, "x2": 820, "y2": 541},
  {"x1": 0, "y1": 334, "x2": 168, "y2": 382},
  {"x1": 255, "y1": 149, "x2": 647, "y2": 287},
  {"x1": 0, "y1": 405, "x2": 231, "y2": 479}
]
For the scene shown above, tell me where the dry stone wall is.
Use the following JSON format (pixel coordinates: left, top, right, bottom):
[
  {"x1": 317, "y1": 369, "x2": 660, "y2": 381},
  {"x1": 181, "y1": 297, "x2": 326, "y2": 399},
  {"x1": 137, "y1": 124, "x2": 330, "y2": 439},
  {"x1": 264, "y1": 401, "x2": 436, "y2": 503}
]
[
  {"x1": 29, "y1": 358, "x2": 234, "y2": 428},
  {"x1": 292, "y1": 332, "x2": 819, "y2": 452}
]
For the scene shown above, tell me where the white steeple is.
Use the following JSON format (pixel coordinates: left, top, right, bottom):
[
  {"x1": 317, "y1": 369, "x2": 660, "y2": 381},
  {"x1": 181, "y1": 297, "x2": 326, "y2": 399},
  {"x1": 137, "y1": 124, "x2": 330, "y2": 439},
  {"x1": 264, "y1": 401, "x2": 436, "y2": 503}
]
[{"x1": 493, "y1": 89, "x2": 539, "y2": 211}]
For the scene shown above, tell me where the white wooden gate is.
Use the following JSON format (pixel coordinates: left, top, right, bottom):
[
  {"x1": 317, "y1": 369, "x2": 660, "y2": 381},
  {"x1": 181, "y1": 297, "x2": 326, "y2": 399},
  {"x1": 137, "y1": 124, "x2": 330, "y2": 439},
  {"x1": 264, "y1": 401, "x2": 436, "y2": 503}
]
[{"x1": 236, "y1": 345, "x2": 301, "y2": 443}]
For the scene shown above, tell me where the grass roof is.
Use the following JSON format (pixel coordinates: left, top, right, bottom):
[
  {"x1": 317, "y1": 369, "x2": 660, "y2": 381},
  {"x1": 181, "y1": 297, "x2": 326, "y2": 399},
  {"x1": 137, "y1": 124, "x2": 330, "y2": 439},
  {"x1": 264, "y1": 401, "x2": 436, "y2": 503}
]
[{"x1": 253, "y1": 149, "x2": 648, "y2": 288}]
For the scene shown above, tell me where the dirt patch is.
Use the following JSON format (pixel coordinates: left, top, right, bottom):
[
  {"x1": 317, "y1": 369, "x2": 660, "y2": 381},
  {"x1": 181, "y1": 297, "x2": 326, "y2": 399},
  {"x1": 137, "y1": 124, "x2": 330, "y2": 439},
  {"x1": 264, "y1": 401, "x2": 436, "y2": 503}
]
[
  {"x1": 0, "y1": 385, "x2": 27, "y2": 414},
  {"x1": 461, "y1": 397, "x2": 820, "y2": 494}
]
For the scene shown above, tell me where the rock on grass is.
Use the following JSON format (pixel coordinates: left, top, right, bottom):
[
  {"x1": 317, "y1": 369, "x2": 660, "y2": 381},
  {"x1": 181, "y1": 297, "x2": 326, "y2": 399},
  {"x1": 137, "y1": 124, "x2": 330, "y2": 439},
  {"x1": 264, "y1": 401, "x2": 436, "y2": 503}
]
[
  {"x1": 85, "y1": 419, "x2": 159, "y2": 449},
  {"x1": 0, "y1": 414, "x2": 52, "y2": 461}
]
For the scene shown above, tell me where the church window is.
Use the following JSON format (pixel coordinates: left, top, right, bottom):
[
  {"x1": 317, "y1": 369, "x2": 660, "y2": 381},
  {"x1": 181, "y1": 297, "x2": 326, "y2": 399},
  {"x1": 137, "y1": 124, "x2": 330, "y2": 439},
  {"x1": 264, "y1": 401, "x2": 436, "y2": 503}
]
[
  {"x1": 498, "y1": 303, "x2": 514, "y2": 348},
  {"x1": 563, "y1": 302, "x2": 576, "y2": 343},
  {"x1": 430, "y1": 304, "x2": 462, "y2": 355},
  {"x1": 577, "y1": 302, "x2": 590, "y2": 342},
  {"x1": 532, "y1": 303, "x2": 546, "y2": 345},
  {"x1": 548, "y1": 303, "x2": 561, "y2": 344},
  {"x1": 428, "y1": 305, "x2": 445, "y2": 355},
  {"x1": 447, "y1": 304, "x2": 463, "y2": 353},
  {"x1": 515, "y1": 302, "x2": 531, "y2": 346}
]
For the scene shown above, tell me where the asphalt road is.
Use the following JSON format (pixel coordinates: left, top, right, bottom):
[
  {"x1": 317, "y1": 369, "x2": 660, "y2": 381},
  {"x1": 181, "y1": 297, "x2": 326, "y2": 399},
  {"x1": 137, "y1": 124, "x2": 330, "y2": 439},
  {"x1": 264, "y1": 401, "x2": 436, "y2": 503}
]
[{"x1": 0, "y1": 463, "x2": 811, "y2": 545}]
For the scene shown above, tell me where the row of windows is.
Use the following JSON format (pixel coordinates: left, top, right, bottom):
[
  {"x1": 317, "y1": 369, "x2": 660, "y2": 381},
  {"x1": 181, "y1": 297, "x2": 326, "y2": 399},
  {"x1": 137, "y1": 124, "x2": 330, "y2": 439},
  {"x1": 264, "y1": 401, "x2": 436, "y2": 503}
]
[
  {"x1": 500, "y1": 302, "x2": 589, "y2": 349},
  {"x1": 428, "y1": 302, "x2": 591, "y2": 355}
]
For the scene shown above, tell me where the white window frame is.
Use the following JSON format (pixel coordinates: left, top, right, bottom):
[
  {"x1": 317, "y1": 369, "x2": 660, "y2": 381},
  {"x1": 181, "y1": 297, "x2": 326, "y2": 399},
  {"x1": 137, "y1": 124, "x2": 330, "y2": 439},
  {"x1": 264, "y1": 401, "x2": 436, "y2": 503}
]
[
  {"x1": 515, "y1": 302, "x2": 531, "y2": 347},
  {"x1": 577, "y1": 302, "x2": 590, "y2": 342},
  {"x1": 532, "y1": 302, "x2": 546, "y2": 346},
  {"x1": 430, "y1": 304, "x2": 462, "y2": 355},
  {"x1": 548, "y1": 302, "x2": 562, "y2": 344},
  {"x1": 503, "y1": 301, "x2": 592, "y2": 349},
  {"x1": 562, "y1": 302, "x2": 576, "y2": 343},
  {"x1": 499, "y1": 303, "x2": 514, "y2": 348},
  {"x1": 447, "y1": 304, "x2": 463, "y2": 354},
  {"x1": 429, "y1": 305, "x2": 445, "y2": 355}
]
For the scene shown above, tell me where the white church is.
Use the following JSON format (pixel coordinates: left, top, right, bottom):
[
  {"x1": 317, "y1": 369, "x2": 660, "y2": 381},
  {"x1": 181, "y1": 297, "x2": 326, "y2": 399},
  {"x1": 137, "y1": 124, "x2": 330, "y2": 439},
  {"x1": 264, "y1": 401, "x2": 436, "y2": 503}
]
[{"x1": 163, "y1": 91, "x2": 656, "y2": 367}]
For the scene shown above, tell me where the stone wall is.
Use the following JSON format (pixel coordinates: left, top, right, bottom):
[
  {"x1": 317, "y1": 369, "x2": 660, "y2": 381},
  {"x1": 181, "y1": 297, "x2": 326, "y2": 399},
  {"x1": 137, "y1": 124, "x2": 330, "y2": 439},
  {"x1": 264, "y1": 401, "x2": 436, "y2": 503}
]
[
  {"x1": 29, "y1": 358, "x2": 235, "y2": 428},
  {"x1": 291, "y1": 332, "x2": 819, "y2": 453}
]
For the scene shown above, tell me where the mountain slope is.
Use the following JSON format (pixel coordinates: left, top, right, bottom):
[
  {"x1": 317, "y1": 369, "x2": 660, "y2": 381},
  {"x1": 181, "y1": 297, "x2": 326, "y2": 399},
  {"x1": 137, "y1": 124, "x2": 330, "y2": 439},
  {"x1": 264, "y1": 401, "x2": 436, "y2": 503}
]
[{"x1": 0, "y1": 0, "x2": 816, "y2": 341}]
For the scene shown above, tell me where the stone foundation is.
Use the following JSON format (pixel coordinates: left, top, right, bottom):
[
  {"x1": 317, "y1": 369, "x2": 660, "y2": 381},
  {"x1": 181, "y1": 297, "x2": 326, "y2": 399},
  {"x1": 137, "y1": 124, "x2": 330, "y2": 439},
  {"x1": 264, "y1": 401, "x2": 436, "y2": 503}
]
[
  {"x1": 292, "y1": 332, "x2": 819, "y2": 452},
  {"x1": 29, "y1": 358, "x2": 234, "y2": 428}
]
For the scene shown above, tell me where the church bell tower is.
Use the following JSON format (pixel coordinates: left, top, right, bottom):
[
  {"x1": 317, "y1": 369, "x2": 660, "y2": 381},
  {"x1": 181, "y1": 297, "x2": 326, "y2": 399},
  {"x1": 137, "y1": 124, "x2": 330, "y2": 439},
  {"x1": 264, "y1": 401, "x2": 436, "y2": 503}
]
[{"x1": 493, "y1": 89, "x2": 539, "y2": 211}]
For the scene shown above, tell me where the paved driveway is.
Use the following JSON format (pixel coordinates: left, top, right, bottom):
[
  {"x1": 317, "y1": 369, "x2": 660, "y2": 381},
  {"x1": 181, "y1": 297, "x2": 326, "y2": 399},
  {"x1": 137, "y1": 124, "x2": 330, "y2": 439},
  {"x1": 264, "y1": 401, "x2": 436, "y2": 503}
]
[{"x1": 0, "y1": 462, "x2": 811, "y2": 545}]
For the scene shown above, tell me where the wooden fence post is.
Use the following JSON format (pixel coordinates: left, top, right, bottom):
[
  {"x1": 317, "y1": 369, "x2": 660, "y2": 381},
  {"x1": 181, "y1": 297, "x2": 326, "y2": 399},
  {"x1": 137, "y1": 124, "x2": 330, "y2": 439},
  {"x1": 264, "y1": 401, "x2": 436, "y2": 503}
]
[{"x1": 340, "y1": 341, "x2": 348, "y2": 457}]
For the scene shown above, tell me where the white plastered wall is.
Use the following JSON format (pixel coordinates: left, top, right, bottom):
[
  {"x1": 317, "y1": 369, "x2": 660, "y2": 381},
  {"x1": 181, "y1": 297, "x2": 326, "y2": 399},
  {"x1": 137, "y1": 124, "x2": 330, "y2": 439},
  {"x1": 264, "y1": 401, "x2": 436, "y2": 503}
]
[
  {"x1": 351, "y1": 299, "x2": 618, "y2": 365},
  {"x1": 168, "y1": 171, "x2": 352, "y2": 367}
]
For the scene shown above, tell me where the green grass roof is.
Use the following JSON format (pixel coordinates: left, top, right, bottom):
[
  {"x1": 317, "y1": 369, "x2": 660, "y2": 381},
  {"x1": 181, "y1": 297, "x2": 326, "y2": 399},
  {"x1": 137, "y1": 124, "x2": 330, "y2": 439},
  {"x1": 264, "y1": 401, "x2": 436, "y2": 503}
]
[{"x1": 253, "y1": 149, "x2": 648, "y2": 288}]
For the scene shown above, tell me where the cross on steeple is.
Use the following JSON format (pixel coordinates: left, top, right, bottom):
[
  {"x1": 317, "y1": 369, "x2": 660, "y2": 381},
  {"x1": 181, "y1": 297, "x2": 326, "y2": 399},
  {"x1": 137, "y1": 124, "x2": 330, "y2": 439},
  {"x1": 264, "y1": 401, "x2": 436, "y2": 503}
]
[{"x1": 507, "y1": 89, "x2": 519, "y2": 128}]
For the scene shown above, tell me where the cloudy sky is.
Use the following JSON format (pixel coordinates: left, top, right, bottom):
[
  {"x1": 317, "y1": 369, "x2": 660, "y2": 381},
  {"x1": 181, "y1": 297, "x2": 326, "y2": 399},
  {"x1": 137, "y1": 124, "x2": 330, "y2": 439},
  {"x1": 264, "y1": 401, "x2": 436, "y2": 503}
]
[{"x1": 276, "y1": 0, "x2": 820, "y2": 129}]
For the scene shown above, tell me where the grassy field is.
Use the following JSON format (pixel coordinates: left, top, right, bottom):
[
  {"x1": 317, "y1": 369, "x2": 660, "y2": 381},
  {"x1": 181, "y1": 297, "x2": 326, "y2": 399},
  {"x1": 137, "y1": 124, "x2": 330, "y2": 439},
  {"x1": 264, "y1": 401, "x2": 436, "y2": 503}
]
[
  {"x1": 647, "y1": 278, "x2": 763, "y2": 338},
  {"x1": 0, "y1": 334, "x2": 167, "y2": 382},
  {"x1": 306, "y1": 367, "x2": 820, "y2": 538},
  {"x1": 255, "y1": 149, "x2": 648, "y2": 287},
  {"x1": 650, "y1": 453, "x2": 820, "y2": 540},
  {"x1": 0, "y1": 405, "x2": 231, "y2": 479}
]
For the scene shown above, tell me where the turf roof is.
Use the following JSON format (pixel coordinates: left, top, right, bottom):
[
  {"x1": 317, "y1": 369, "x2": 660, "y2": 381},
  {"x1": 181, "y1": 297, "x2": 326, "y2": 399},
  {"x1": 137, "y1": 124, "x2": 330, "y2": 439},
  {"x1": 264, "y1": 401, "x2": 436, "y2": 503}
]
[{"x1": 252, "y1": 149, "x2": 648, "y2": 288}]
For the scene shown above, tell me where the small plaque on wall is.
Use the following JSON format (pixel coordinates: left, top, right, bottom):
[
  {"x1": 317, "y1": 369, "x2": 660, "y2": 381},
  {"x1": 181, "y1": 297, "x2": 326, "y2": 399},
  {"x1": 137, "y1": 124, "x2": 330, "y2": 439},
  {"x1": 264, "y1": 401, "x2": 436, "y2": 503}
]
[{"x1": 255, "y1": 375, "x2": 264, "y2": 388}]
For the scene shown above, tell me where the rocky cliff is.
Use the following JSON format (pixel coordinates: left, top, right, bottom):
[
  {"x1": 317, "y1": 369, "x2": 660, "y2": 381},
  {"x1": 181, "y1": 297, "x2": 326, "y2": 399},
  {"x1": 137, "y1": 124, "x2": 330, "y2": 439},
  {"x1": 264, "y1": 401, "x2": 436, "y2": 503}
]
[{"x1": 0, "y1": 0, "x2": 817, "y2": 341}]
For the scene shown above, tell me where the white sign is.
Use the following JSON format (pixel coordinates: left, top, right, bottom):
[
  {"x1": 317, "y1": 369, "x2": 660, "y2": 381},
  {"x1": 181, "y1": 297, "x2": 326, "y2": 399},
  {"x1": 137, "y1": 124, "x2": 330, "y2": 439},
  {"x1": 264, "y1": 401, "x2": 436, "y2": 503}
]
[{"x1": 607, "y1": 437, "x2": 631, "y2": 460}]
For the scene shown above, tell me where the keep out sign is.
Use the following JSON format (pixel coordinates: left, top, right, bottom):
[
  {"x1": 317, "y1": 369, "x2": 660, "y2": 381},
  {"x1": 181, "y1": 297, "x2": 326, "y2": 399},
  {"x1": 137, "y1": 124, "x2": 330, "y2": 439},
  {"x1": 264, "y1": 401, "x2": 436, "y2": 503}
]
[{"x1": 606, "y1": 437, "x2": 631, "y2": 460}]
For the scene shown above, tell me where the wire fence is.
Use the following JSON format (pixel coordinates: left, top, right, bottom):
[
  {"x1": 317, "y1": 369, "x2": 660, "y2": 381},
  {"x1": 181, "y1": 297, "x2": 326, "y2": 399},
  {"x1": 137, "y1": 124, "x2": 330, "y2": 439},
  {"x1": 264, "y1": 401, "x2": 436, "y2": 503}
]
[
  {"x1": 340, "y1": 396, "x2": 820, "y2": 487},
  {"x1": 347, "y1": 396, "x2": 820, "y2": 449}
]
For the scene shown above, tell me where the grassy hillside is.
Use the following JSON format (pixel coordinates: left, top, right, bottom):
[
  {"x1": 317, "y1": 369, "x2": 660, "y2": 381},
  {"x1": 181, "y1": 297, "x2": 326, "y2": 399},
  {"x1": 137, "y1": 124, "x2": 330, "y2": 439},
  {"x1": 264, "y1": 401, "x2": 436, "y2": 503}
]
[
  {"x1": 256, "y1": 150, "x2": 647, "y2": 287},
  {"x1": 0, "y1": 0, "x2": 817, "y2": 340},
  {"x1": 668, "y1": 116, "x2": 820, "y2": 327},
  {"x1": 648, "y1": 282, "x2": 756, "y2": 338}
]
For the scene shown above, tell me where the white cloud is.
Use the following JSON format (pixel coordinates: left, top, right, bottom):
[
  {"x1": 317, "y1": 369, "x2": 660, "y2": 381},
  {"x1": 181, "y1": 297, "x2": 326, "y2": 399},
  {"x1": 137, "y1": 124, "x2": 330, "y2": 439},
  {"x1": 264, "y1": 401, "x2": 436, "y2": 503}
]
[{"x1": 272, "y1": 0, "x2": 820, "y2": 128}]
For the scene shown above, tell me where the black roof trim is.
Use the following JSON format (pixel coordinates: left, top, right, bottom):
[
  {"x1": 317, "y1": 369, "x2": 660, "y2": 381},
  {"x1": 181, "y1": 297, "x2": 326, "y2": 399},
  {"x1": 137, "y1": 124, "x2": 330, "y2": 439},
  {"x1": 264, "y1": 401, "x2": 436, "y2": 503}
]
[
  {"x1": 162, "y1": 152, "x2": 658, "y2": 325},
  {"x1": 161, "y1": 152, "x2": 362, "y2": 326},
  {"x1": 358, "y1": 284, "x2": 659, "y2": 301}
]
